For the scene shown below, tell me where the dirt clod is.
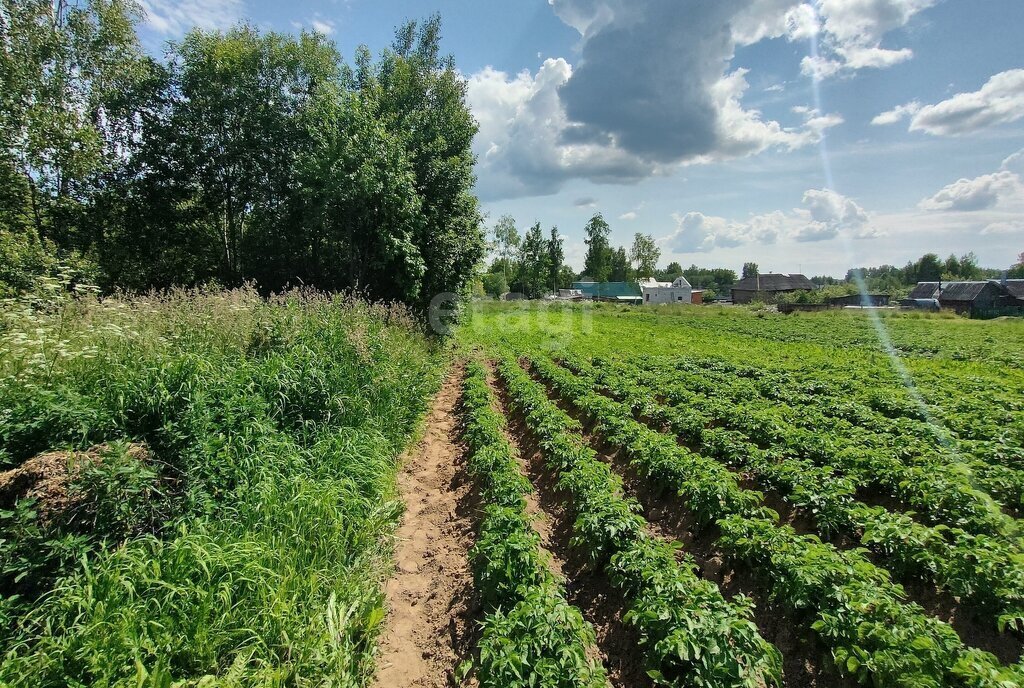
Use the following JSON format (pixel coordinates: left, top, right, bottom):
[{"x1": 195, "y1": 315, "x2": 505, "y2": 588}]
[{"x1": 0, "y1": 443, "x2": 150, "y2": 523}]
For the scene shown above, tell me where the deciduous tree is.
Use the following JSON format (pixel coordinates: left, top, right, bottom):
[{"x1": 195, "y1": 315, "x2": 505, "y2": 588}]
[
  {"x1": 583, "y1": 213, "x2": 612, "y2": 282},
  {"x1": 630, "y1": 233, "x2": 660, "y2": 277}
]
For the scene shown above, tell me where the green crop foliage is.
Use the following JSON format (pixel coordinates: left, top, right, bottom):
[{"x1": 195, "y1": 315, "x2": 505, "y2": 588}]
[
  {"x1": 458, "y1": 303, "x2": 1024, "y2": 686},
  {"x1": 461, "y1": 361, "x2": 608, "y2": 687}
]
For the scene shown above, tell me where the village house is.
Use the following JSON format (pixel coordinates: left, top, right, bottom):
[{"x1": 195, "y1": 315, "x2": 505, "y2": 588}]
[
  {"x1": 639, "y1": 276, "x2": 695, "y2": 305},
  {"x1": 908, "y1": 279, "x2": 1024, "y2": 317},
  {"x1": 730, "y1": 273, "x2": 815, "y2": 304}
]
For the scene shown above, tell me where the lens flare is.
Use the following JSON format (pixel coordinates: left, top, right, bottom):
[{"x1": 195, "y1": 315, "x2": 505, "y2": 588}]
[{"x1": 804, "y1": 8, "x2": 959, "y2": 455}]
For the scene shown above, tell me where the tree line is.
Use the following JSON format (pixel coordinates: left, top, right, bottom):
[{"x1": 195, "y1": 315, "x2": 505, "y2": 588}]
[
  {"x1": 479, "y1": 210, "x2": 1023, "y2": 301},
  {"x1": 0, "y1": 1, "x2": 484, "y2": 311},
  {"x1": 480, "y1": 211, "x2": 741, "y2": 300},
  {"x1": 835, "y1": 252, "x2": 1022, "y2": 294}
]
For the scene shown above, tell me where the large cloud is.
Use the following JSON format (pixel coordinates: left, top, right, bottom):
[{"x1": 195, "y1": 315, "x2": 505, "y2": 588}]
[
  {"x1": 470, "y1": 1, "x2": 846, "y2": 199},
  {"x1": 796, "y1": 188, "x2": 877, "y2": 241},
  {"x1": 665, "y1": 211, "x2": 782, "y2": 253},
  {"x1": 874, "y1": 70, "x2": 1024, "y2": 135},
  {"x1": 919, "y1": 171, "x2": 1023, "y2": 211},
  {"x1": 468, "y1": 59, "x2": 661, "y2": 199},
  {"x1": 662, "y1": 188, "x2": 876, "y2": 252}
]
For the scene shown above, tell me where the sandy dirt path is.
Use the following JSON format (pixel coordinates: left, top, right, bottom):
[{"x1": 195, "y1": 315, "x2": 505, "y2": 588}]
[{"x1": 372, "y1": 364, "x2": 478, "y2": 688}]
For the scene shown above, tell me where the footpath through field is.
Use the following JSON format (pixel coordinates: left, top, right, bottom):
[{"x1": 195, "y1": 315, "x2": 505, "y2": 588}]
[{"x1": 373, "y1": 365, "x2": 478, "y2": 688}]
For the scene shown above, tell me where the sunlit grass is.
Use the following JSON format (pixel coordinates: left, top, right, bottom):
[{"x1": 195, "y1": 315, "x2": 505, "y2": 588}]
[{"x1": 0, "y1": 287, "x2": 441, "y2": 686}]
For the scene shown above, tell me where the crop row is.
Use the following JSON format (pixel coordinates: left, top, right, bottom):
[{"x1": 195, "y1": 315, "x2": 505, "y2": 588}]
[
  {"x1": 496, "y1": 356, "x2": 784, "y2": 688},
  {"x1": 623, "y1": 354, "x2": 1024, "y2": 513},
  {"x1": 524, "y1": 353, "x2": 1024, "y2": 687},
  {"x1": 460, "y1": 361, "x2": 607, "y2": 687},
  {"x1": 557, "y1": 353, "x2": 1024, "y2": 633},
  {"x1": 603, "y1": 354, "x2": 1023, "y2": 538}
]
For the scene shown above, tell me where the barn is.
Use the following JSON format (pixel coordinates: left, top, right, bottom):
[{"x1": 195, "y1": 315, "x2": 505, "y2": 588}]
[
  {"x1": 731, "y1": 273, "x2": 815, "y2": 304},
  {"x1": 909, "y1": 280, "x2": 1024, "y2": 317}
]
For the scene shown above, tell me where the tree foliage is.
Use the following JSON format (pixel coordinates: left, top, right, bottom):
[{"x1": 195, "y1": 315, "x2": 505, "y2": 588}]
[
  {"x1": 1, "y1": 8, "x2": 484, "y2": 312},
  {"x1": 582, "y1": 213, "x2": 612, "y2": 282},
  {"x1": 629, "y1": 233, "x2": 659, "y2": 277},
  {"x1": 547, "y1": 227, "x2": 565, "y2": 292}
]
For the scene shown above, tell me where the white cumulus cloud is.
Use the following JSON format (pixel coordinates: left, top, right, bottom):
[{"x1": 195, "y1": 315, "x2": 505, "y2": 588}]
[
  {"x1": 871, "y1": 101, "x2": 922, "y2": 126},
  {"x1": 919, "y1": 171, "x2": 1024, "y2": 211},
  {"x1": 469, "y1": 1, "x2": 843, "y2": 200},
  {"x1": 661, "y1": 189, "x2": 876, "y2": 253},
  {"x1": 900, "y1": 70, "x2": 1024, "y2": 136},
  {"x1": 793, "y1": 0, "x2": 935, "y2": 79}
]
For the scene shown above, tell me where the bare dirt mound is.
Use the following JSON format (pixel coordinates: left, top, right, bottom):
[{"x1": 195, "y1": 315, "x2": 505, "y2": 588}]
[
  {"x1": 0, "y1": 443, "x2": 149, "y2": 523},
  {"x1": 373, "y1": 364, "x2": 479, "y2": 688}
]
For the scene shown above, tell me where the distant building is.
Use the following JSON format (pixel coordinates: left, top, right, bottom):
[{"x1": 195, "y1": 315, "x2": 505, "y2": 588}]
[
  {"x1": 731, "y1": 273, "x2": 815, "y2": 304},
  {"x1": 640, "y1": 276, "x2": 694, "y2": 305},
  {"x1": 908, "y1": 280, "x2": 1024, "y2": 316},
  {"x1": 826, "y1": 293, "x2": 892, "y2": 308},
  {"x1": 571, "y1": 281, "x2": 641, "y2": 301}
]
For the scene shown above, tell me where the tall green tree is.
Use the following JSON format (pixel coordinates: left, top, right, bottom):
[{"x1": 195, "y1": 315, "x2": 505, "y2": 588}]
[
  {"x1": 493, "y1": 215, "x2": 520, "y2": 285},
  {"x1": 1009, "y1": 252, "x2": 1024, "y2": 279},
  {"x1": 1, "y1": 0, "x2": 150, "y2": 253},
  {"x1": 513, "y1": 222, "x2": 549, "y2": 298},
  {"x1": 369, "y1": 15, "x2": 484, "y2": 310},
  {"x1": 609, "y1": 246, "x2": 631, "y2": 282},
  {"x1": 630, "y1": 233, "x2": 660, "y2": 277},
  {"x1": 285, "y1": 94, "x2": 426, "y2": 301},
  {"x1": 547, "y1": 226, "x2": 564, "y2": 293},
  {"x1": 659, "y1": 261, "x2": 683, "y2": 280},
  {"x1": 582, "y1": 213, "x2": 612, "y2": 282},
  {"x1": 742, "y1": 262, "x2": 759, "y2": 279},
  {"x1": 915, "y1": 253, "x2": 943, "y2": 282},
  {"x1": 2, "y1": 12, "x2": 485, "y2": 311},
  {"x1": 170, "y1": 27, "x2": 341, "y2": 282}
]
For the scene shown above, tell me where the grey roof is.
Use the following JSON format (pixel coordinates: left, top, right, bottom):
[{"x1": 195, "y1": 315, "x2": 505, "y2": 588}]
[
  {"x1": 938, "y1": 282, "x2": 993, "y2": 301},
  {"x1": 912, "y1": 280, "x2": 1022, "y2": 302},
  {"x1": 909, "y1": 282, "x2": 940, "y2": 299},
  {"x1": 732, "y1": 273, "x2": 815, "y2": 292}
]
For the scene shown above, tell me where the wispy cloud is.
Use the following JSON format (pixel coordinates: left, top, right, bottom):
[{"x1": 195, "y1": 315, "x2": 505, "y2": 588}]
[{"x1": 140, "y1": 0, "x2": 243, "y2": 36}]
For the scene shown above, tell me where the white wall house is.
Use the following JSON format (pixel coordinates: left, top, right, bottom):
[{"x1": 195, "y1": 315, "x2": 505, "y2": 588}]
[{"x1": 640, "y1": 276, "x2": 693, "y2": 305}]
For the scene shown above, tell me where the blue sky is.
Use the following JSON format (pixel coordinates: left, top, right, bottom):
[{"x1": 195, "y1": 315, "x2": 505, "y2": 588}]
[{"x1": 138, "y1": 0, "x2": 1024, "y2": 276}]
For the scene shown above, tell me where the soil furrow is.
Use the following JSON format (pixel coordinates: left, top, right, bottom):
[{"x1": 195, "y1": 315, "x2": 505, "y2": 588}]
[
  {"x1": 545, "y1": 358, "x2": 1024, "y2": 663},
  {"x1": 373, "y1": 364, "x2": 479, "y2": 688},
  {"x1": 522, "y1": 359, "x2": 856, "y2": 688}
]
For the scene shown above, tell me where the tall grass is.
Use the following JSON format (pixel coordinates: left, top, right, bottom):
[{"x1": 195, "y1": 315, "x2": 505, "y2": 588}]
[{"x1": 0, "y1": 287, "x2": 441, "y2": 686}]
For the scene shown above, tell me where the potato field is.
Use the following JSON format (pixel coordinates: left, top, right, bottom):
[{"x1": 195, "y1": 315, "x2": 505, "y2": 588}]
[
  {"x1": 450, "y1": 304, "x2": 1024, "y2": 687},
  {"x1": 2, "y1": 298, "x2": 1023, "y2": 688}
]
